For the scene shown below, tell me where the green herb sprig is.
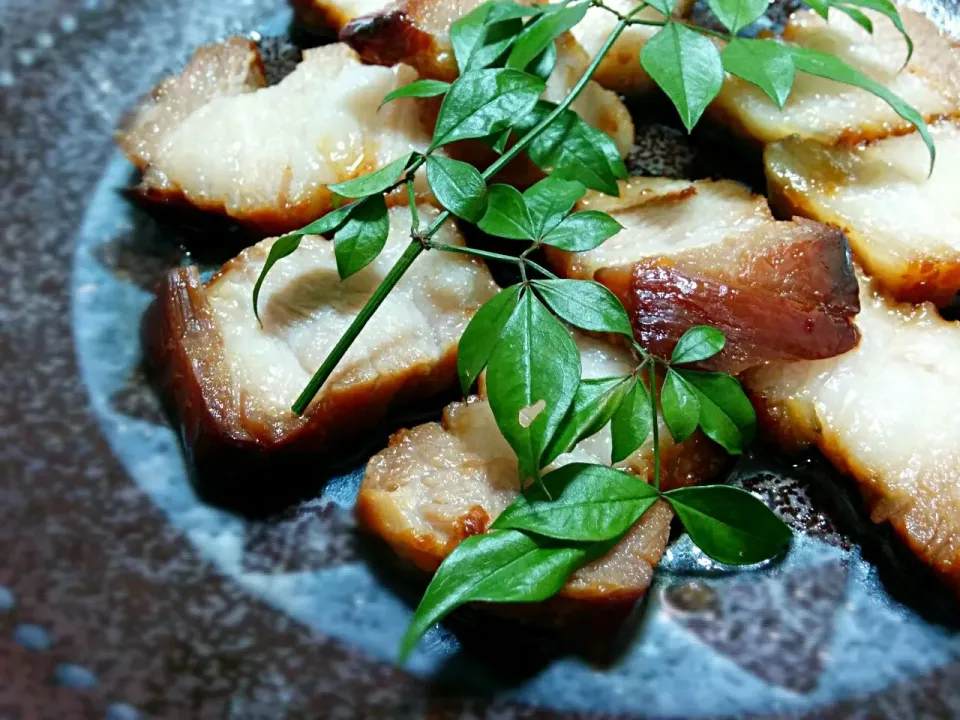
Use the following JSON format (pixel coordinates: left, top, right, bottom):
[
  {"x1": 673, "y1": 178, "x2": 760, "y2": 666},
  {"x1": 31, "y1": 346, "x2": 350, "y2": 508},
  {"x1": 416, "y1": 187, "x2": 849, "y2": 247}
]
[{"x1": 246, "y1": 0, "x2": 928, "y2": 659}]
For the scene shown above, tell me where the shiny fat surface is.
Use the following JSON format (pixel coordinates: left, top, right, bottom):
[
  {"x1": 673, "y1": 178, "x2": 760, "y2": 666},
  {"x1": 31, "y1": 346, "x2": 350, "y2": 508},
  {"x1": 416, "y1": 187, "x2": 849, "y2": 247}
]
[
  {"x1": 205, "y1": 204, "x2": 497, "y2": 424},
  {"x1": 711, "y1": 7, "x2": 960, "y2": 144},
  {"x1": 745, "y1": 278, "x2": 960, "y2": 593},
  {"x1": 766, "y1": 121, "x2": 960, "y2": 306},
  {"x1": 550, "y1": 178, "x2": 772, "y2": 279},
  {"x1": 120, "y1": 43, "x2": 435, "y2": 234}
]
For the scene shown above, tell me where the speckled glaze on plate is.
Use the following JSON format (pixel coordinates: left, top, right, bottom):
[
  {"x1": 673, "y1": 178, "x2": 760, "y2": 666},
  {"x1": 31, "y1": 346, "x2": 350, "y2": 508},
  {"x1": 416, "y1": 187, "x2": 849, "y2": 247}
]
[{"x1": 3, "y1": 0, "x2": 960, "y2": 717}]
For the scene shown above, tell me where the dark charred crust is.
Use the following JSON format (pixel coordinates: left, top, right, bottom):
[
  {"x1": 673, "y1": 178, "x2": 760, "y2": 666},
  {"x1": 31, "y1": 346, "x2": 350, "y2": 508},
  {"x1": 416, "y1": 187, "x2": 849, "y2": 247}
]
[
  {"x1": 340, "y1": 7, "x2": 454, "y2": 80},
  {"x1": 145, "y1": 267, "x2": 461, "y2": 518},
  {"x1": 290, "y1": 0, "x2": 354, "y2": 33}
]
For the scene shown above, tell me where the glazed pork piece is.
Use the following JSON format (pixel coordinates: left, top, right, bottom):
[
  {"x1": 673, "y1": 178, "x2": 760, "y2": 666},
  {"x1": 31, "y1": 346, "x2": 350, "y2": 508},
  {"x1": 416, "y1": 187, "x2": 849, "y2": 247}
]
[
  {"x1": 333, "y1": 0, "x2": 635, "y2": 158},
  {"x1": 710, "y1": 7, "x2": 960, "y2": 146},
  {"x1": 745, "y1": 277, "x2": 960, "y2": 595},
  {"x1": 299, "y1": 0, "x2": 693, "y2": 96},
  {"x1": 146, "y1": 204, "x2": 498, "y2": 514},
  {"x1": 544, "y1": 178, "x2": 861, "y2": 374},
  {"x1": 358, "y1": 334, "x2": 727, "y2": 617},
  {"x1": 766, "y1": 121, "x2": 960, "y2": 306},
  {"x1": 117, "y1": 42, "x2": 436, "y2": 235}
]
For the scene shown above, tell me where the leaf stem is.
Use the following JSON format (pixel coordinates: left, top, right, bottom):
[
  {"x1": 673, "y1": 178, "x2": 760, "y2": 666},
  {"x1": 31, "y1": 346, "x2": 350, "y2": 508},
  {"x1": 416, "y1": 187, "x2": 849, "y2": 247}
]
[
  {"x1": 290, "y1": 11, "x2": 634, "y2": 415},
  {"x1": 648, "y1": 358, "x2": 660, "y2": 492},
  {"x1": 428, "y1": 241, "x2": 559, "y2": 279},
  {"x1": 407, "y1": 179, "x2": 420, "y2": 232}
]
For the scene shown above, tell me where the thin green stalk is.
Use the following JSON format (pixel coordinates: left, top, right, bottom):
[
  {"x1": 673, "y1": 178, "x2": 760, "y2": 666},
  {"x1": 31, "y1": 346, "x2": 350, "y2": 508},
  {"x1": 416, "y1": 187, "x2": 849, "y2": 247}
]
[
  {"x1": 428, "y1": 241, "x2": 559, "y2": 279},
  {"x1": 291, "y1": 240, "x2": 424, "y2": 414},
  {"x1": 291, "y1": 11, "x2": 633, "y2": 415},
  {"x1": 407, "y1": 179, "x2": 420, "y2": 232},
  {"x1": 648, "y1": 358, "x2": 660, "y2": 491}
]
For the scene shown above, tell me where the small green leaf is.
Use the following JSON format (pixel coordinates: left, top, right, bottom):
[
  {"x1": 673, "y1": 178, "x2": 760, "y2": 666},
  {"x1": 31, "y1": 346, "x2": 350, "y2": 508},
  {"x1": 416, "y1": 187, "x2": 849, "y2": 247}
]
[
  {"x1": 721, "y1": 39, "x2": 796, "y2": 109},
  {"x1": 541, "y1": 210, "x2": 623, "y2": 252},
  {"x1": 541, "y1": 377, "x2": 631, "y2": 465},
  {"x1": 492, "y1": 463, "x2": 659, "y2": 541},
  {"x1": 457, "y1": 284, "x2": 523, "y2": 394},
  {"x1": 486, "y1": 291, "x2": 581, "y2": 483},
  {"x1": 532, "y1": 279, "x2": 632, "y2": 336},
  {"x1": 526, "y1": 41, "x2": 557, "y2": 80},
  {"x1": 506, "y1": 2, "x2": 588, "y2": 72},
  {"x1": 515, "y1": 101, "x2": 627, "y2": 195},
  {"x1": 835, "y1": 4, "x2": 873, "y2": 33},
  {"x1": 251, "y1": 201, "x2": 358, "y2": 322},
  {"x1": 430, "y1": 69, "x2": 546, "y2": 150},
  {"x1": 478, "y1": 184, "x2": 535, "y2": 240},
  {"x1": 789, "y1": 46, "x2": 933, "y2": 171},
  {"x1": 522, "y1": 177, "x2": 586, "y2": 238},
  {"x1": 660, "y1": 369, "x2": 700, "y2": 442},
  {"x1": 450, "y1": 1, "x2": 538, "y2": 73},
  {"x1": 677, "y1": 370, "x2": 756, "y2": 453},
  {"x1": 610, "y1": 377, "x2": 653, "y2": 464},
  {"x1": 641, "y1": 23, "x2": 725, "y2": 132},
  {"x1": 707, "y1": 0, "x2": 771, "y2": 33},
  {"x1": 380, "y1": 79, "x2": 451, "y2": 108},
  {"x1": 333, "y1": 195, "x2": 390, "y2": 279},
  {"x1": 426, "y1": 155, "x2": 488, "y2": 223},
  {"x1": 328, "y1": 152, "x2": 416, "y2": 198},
  {"x1": 670, "y1": 325, "x2": 726, "y2": 365},
  {"x1": 646, "y1": 0, "x2": 679, "y2": 16},
  {"x1": 400, "y1": 529, "x2": 592, "y2": 660},
  {"x1": 664, "y1": 485, "x2": 792, "y2": 565},
  {"x1": 490, "y1": 130, "x2": 510, "y2": 155}
]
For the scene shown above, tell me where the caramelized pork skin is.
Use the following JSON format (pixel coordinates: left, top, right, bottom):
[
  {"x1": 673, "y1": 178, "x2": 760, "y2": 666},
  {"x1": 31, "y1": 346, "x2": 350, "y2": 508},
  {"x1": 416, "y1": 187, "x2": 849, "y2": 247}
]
[
  {"x1": 358, "y1": 335, "x2": 728, "y2": 618},
  {"x1": 766, "y1": 121, "x2": 960, "y2": 307},
  {"x1": 745, "y1": 278, "x2": 960, "y2": 595},
  {"x1": 710, "y1": 7, "x2": 960, "y2": 146},
  {"x1": 546, "y1": 179, "x2": 861, "y2": 374},
  {"x1": 117, "y1": 43, "x2": 435, "y2": 236},
  {"x1": 146, "y1": 205, "x2": 497, "y2": 514}
]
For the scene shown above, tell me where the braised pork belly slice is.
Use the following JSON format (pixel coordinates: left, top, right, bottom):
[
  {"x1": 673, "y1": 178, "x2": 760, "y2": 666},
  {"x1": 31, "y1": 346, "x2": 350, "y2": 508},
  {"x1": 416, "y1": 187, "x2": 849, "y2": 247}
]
[
  {"x1": 559, "y1": 0, "x2": 694, "y2": 95},
  {"x1": 544, "y1": 178, "x2": 861, "y2": 374},
  {"x1": 358, "y1": 334, "x2": 727, "y2": 613},
  {"x1": 117, "y1": 37, "x2": 267, "y2": 171},
  {"x1": 336, "y1": 0, "x2": 634, "y2": 158},
  {"x1": 146, "y1": 205, "x2": 498, "y2": 511},
  {"x1": 117, "y1": 43, "x2": 435, "y2": 236},
  {"x1": 744, "y1": 278, "x2": 960, "y2": 595},
  {"x1": 766, "y1": 121, "x2": 960, "y2": 306},
  {"x1": 710, "y1": 7, "x2": 960, "y2": 145}
]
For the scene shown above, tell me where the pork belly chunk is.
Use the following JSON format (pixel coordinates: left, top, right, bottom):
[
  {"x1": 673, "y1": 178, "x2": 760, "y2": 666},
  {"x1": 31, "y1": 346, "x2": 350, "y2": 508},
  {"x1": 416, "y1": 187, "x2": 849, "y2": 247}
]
[
  {"x1": 544, "y1": 178, "x2": 861, "y2": 374},
  {"x1": 744, "y1": 277, "x2": 960, "y2": 595},
  {"x1": 146, "y1": 204, "x2": 498, "y2": 511},
  {"x1": 117, "y1": 43, "x2": 436, "y2": 235},
  {"x1": 710, "y1": 7, "x2": 960, "y2": 145},
  {"x1": 358, "y1": 334, "x2": 727, "y2": 613},
  {"x1": 766, "y1": 120, "x2": 960, "y2": 306},
  {"x1": 336, "y1": 0, "x2": 635, "y2": 158}
]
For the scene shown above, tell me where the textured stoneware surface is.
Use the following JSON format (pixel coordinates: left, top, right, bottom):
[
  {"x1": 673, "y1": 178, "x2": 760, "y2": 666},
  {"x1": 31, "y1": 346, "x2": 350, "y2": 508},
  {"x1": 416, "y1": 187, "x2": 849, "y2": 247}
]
[{"x1": 2, "y1": 1, "x2": 960, "y2": 717}]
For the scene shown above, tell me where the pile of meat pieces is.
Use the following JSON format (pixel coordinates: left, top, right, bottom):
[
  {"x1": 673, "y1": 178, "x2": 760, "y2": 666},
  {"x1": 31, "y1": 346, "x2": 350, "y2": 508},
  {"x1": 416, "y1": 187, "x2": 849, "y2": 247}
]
[{"x1": 126, "y1": 0, "x2": 960, "y2": 614}]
